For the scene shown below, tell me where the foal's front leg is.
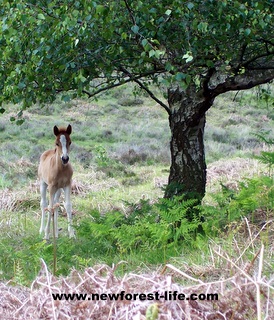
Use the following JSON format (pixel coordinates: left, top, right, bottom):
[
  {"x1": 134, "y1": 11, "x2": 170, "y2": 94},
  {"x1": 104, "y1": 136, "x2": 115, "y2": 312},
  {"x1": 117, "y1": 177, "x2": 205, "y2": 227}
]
[{"x1": 44, "y1": 185, "x2": 57, "y2": 240}]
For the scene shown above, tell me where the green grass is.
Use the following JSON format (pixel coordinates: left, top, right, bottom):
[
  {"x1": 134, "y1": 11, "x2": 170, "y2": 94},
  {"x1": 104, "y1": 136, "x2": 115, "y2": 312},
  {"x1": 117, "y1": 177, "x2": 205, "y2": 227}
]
[{"x1": 0, "y1": 83, "x2": 273, "y2": 286}]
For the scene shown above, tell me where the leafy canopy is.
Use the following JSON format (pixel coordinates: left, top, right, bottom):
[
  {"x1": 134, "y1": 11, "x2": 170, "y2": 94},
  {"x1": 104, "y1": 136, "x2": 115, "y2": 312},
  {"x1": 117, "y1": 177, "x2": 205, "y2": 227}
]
[{"x1": 0, "y1": 0, "x2": 273, "y2": 111}]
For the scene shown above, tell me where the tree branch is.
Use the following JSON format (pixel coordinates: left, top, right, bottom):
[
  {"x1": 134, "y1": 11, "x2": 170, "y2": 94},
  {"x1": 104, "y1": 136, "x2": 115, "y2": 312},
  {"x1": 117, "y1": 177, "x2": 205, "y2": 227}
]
[
  {"x1": 81, "y1": 66, "x2": 170, "y2": 114},
  {"x1": 123, "y1": 0, "x2": 136, "y2": 25},
  {"x1": 82, "y1": 78, "x2": 133, "y2": 97},
  {"x1": 119, "y1": 67, "x2": 171, "y2": 115},
  {"x1": 239, "y1": 43, "x2": 248, "y2": 63},
  {"x1": 210, "y1": 68, "x2": 274, "y2": 97},
  {"x1": 242, "y1": 52, "x2": 274, "y2": 69}
]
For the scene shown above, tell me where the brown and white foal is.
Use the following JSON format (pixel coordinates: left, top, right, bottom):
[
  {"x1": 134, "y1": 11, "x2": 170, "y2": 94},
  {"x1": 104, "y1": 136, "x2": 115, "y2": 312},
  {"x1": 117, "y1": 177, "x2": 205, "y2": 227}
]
[{"x1": 38, "y1": 124, "x2": 75, "y2": 240}]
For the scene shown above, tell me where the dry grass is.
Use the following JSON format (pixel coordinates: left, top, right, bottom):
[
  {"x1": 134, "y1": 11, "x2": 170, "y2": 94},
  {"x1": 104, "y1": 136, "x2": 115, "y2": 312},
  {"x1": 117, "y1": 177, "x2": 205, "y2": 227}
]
[
  {"x1": 1, "y1": 158, "x2": 265, "y2": 213},
  {"x1": 0, "y1": 180, "x2": 40, "y2": 214},
  {"x1": 0, "y1": 170, "x2": 119, "y2": 212},
  {"x1": 206, "y1": 157, "x2": 268, "y2": 193},
  {"x1": 0, "y1": 246, "x2": 273, "y2": 320},
  {"x1": 0, "y1": 217, "x2": 273, "y2": 320},
  {"x1": 0, "y1": 189, "x2": 18, "y2": 212}
]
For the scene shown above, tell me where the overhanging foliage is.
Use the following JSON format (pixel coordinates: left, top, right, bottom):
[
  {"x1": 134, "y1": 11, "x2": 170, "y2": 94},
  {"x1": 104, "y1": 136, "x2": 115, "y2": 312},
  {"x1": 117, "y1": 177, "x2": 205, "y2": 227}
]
[{"x1": 0, "y1": 0, "x2": 273, "y2": 112}]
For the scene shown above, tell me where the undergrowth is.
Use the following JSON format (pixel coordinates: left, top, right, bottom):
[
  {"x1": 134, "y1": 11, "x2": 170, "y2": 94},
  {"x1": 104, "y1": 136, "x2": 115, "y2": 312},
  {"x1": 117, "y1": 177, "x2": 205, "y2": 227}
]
[{"x1": 0, "y1": 166, "x2": 272, "y2": 285}]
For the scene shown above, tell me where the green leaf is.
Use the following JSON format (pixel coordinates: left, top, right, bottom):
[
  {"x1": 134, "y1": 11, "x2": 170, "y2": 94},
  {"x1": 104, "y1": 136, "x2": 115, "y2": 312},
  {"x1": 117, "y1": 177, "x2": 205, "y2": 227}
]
[
  {"x1": 16, "y1": 119, "x2": 25, "y2": 125},
  {"x1": 141, "y1": 39, "x2": 148, "y2": 47},
  {"x1": 197, "y1": 21, "x2": 208, "y2": 32},
  {"x1": 61, "y1": 95, "x2": 71, "y2": 102},
  {"x1": 183, "y1": 52, "x2": 194, "y2": 63},
  {"x1": 165, "y1": 62, "x2": 174, "y2": 72},
  {"x1": 175, "y1": 72, "x2": 186, "y2": 81},
  {"x1": 142, "y1": 40, "x2": 151, "y2": 52},
  {"x1": 18, "y1": 82, "x2": 26, "y2": 89},
  {"x1": 17, "y1": 110, "x2": 23, "y2": 117},
  {"x1": 244, "y1": 28, "x2": 251, "y2": 36},
  {"x1": 187, "y1": 2, "x2": 194, "y2": 10},
  {"x1": 149, "y1": 49, "x2": 155, "y2": 57},
  {"x1": 131, "y1": 25, "x2": 139, "y2": 34},
  {"x1": 96, "y1": 5, "x2": 106, "y2": 14},
  {"x1": 121, "y1": 32, "x2": 127, "y2": 40},
  {"x1": 154, "y1": 49, "x2": 165, "y2": 58},
  {"x1": 37, "y1": 13, "x2": 45, "y2": 20}
]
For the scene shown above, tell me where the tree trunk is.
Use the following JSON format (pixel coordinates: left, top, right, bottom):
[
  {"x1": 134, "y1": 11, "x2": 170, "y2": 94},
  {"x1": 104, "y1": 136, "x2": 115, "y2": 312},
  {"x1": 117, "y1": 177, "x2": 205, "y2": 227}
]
[{"x1": 165, "y1": 85, "x2": 214, "y2": 200}]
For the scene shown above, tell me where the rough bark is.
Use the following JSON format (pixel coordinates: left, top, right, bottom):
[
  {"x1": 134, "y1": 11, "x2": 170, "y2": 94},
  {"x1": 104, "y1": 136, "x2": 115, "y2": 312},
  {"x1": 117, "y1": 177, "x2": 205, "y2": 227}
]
[{"x1": 165, "y1": 84, "x2": 214, "y2": 200}]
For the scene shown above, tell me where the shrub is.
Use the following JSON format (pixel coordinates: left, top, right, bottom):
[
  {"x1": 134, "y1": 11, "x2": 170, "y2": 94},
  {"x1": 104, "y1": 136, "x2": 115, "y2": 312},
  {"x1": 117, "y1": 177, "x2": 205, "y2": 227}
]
[
  {"x1": 118, "y1": 97, "x2": 144, "y2": 106},
  {"x1": 77, "y1": 196, "x2": 205, "y2": 260},
  {"x1": 202, "y1": 174, "x2": 273, "y2": 238},
  {"x1": 254, "y1": 131, "x2": 274, "y2": 175},
  {"x1": 119, "y1": 148, "x2": 148, "y2": 164},
  {"x1": 0, "y1": 121, "x2": 6, "y2": 132}
]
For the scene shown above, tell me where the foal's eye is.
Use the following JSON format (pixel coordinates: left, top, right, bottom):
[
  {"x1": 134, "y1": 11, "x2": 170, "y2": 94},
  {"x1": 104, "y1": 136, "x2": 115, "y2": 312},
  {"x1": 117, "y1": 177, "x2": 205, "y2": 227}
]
[{"x1": 56, "y1": 143, "x2": 59, "y2": 146}]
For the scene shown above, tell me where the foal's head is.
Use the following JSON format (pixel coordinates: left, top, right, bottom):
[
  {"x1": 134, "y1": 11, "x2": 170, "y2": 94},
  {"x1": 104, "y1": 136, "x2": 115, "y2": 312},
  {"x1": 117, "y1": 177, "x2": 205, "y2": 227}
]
[{"x1": 54, "y1": 124, "x2": 72, "y2": 165}]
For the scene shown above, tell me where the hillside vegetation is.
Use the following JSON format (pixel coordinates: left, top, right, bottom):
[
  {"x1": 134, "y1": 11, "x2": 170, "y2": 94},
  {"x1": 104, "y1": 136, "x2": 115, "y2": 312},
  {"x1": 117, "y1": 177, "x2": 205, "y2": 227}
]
[{"x1": 0, "y1": 85, "x2": 273, "y2": 319}]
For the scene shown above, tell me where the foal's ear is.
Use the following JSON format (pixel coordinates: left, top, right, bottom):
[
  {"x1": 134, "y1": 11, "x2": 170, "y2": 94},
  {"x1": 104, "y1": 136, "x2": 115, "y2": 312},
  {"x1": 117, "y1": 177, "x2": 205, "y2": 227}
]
[
  {"x1": 53, "y1": 125, "x2": 59, "y2": 136},
  {"x1": 66, "y1": 124, "x2": 72, "y2": 135}
]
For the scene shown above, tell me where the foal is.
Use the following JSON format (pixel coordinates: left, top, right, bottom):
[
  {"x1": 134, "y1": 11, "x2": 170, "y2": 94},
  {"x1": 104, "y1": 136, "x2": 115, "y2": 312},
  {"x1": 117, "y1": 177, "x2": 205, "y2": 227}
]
[{"x1": 38, "y1": 124, "x2": 75, "y2": 240}]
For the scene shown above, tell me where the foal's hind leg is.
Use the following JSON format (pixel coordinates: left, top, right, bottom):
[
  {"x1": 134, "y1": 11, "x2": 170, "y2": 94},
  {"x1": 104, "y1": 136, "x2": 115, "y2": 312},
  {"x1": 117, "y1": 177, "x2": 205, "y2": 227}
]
[
  {"x1": 39, "y1": 181, "x2": 48, "y2": 235},
  {"x1": 53, "y1": 189, "x2": 62, "y2": 238},
  {"x1": 64, "y1": 185, "x2": 75, "y2": 238}
]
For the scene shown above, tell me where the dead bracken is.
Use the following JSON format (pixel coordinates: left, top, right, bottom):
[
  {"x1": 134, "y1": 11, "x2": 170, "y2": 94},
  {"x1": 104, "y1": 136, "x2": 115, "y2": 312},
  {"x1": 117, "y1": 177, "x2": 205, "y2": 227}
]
[{"x1": 0, "y1": 244, "x2": 273, "y2": 320}]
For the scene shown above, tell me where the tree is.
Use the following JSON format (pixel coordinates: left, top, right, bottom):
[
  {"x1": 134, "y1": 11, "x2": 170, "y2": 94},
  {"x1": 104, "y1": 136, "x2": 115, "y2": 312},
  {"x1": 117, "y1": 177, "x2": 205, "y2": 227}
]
[{"x1": 0, "y1": 0, "x2": 273, "y2": 199}]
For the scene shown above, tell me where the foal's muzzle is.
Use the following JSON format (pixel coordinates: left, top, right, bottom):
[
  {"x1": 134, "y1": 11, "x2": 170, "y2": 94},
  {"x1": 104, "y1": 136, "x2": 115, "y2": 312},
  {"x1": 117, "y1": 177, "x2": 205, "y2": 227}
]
[{"x1": 61, "y1": 155, "x2": 69, "y2": 165}]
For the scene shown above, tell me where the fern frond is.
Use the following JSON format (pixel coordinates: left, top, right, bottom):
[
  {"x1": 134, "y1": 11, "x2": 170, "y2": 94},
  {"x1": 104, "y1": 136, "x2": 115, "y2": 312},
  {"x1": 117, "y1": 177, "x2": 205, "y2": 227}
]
[
  {"x1": 255, "y1": 151, "x2": 274, "y2": 167},
  {"x1": 13, "y1": 260, "x2": 26, "y2": 286}
]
